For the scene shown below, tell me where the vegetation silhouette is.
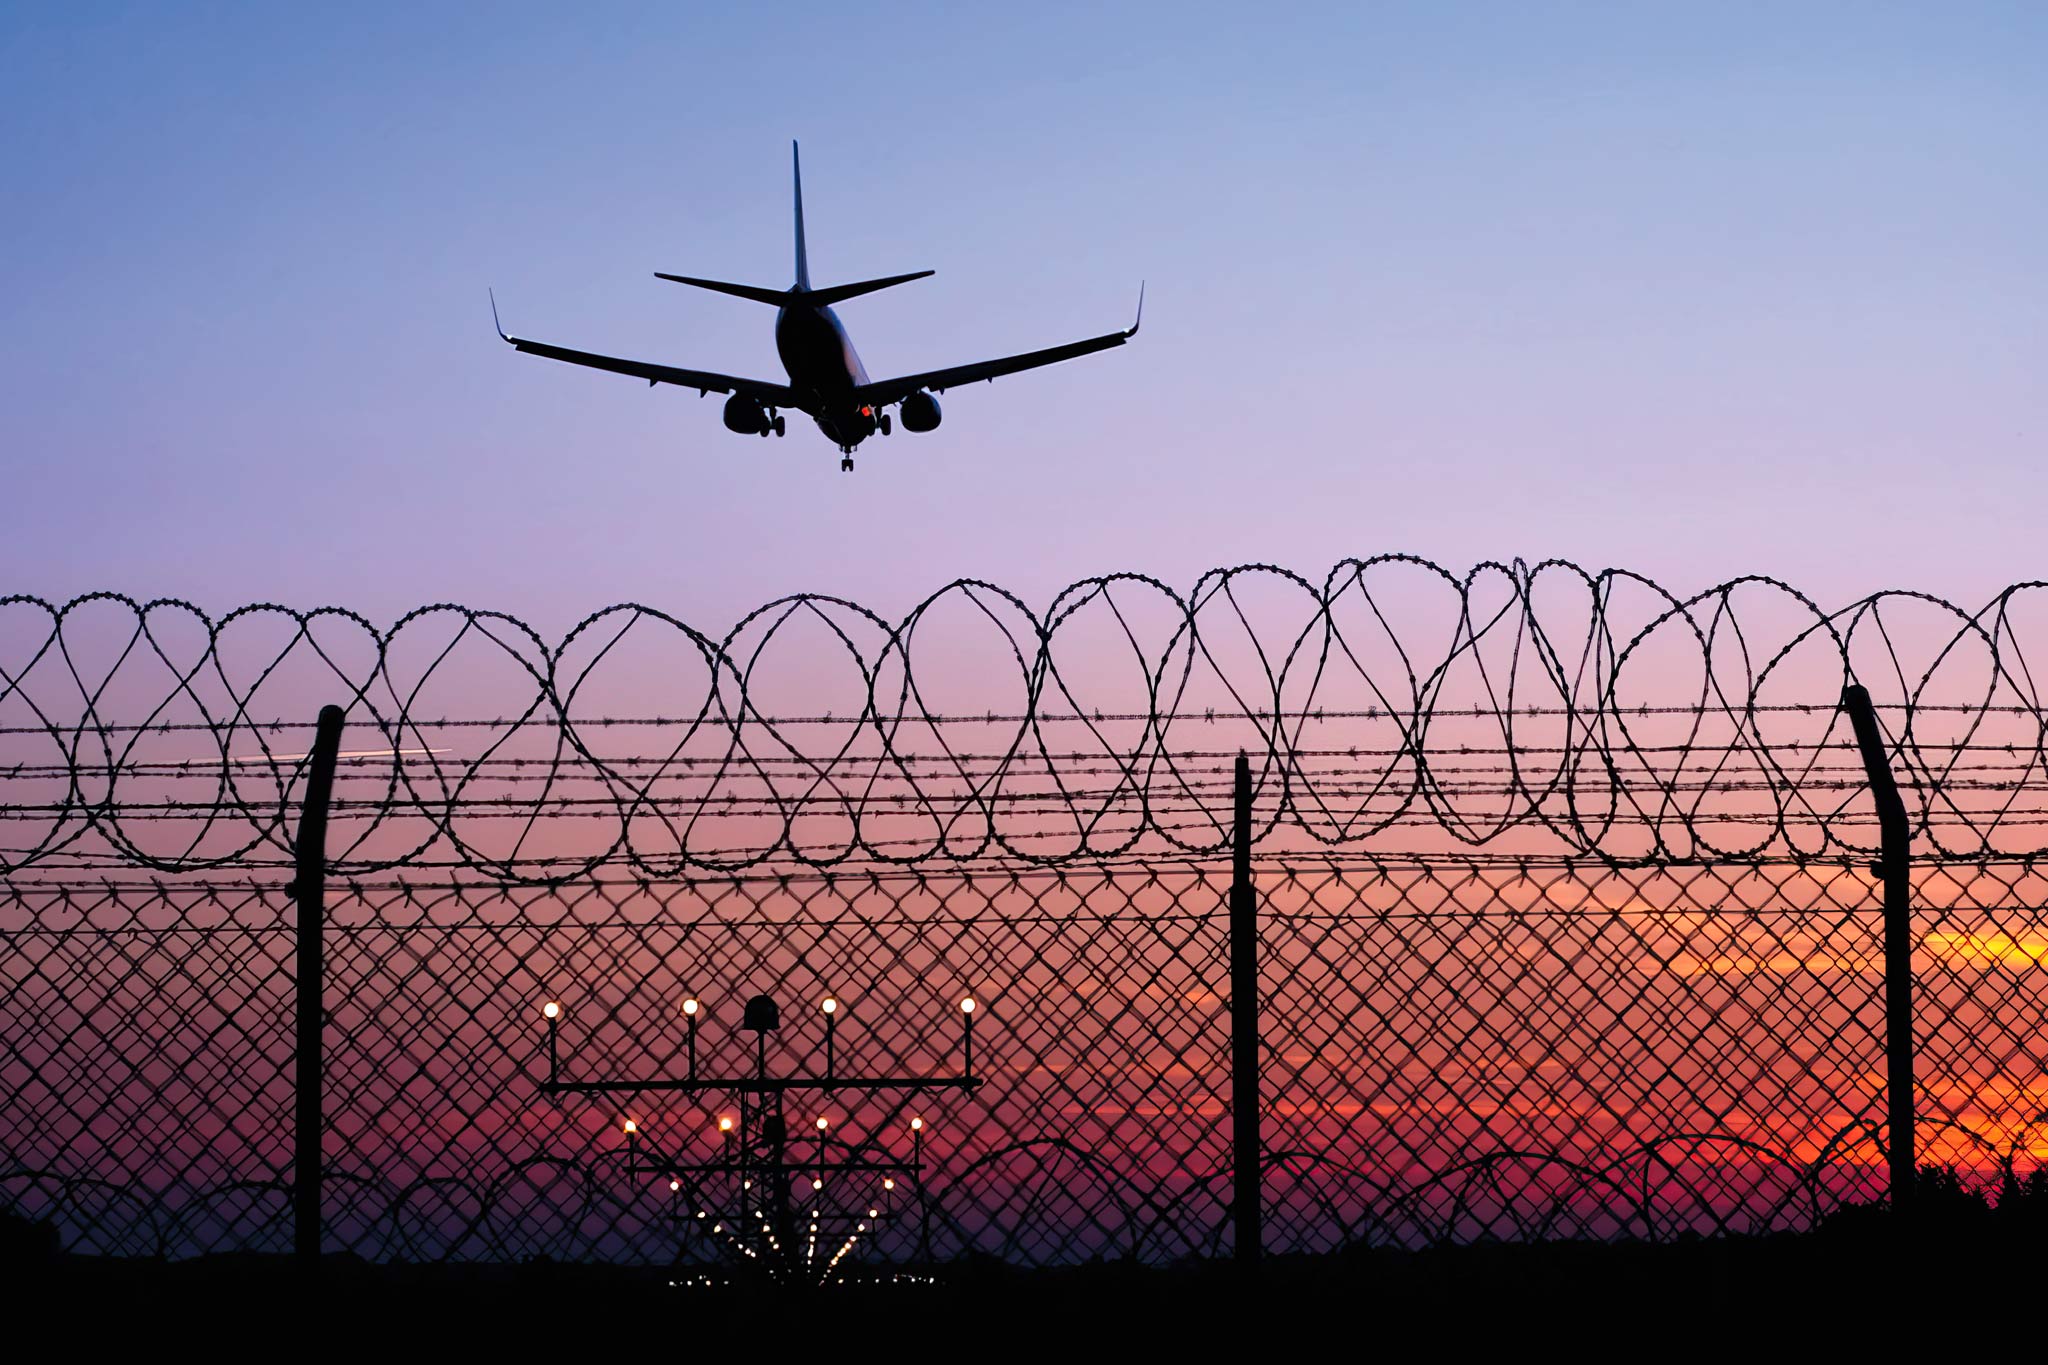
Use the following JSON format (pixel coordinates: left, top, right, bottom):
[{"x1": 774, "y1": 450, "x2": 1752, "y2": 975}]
[{"x1": 1818, "y1": 1161, "x2": 2048, "y2": 1241}]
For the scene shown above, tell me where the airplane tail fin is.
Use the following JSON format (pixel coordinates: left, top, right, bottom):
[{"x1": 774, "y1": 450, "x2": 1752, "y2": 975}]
[
  {"x1": 653, "y1": 146, "x2": 932, "y2": 309},
  {"x1": 793, "y1": 140, "x2": 810, "y2": 290}
]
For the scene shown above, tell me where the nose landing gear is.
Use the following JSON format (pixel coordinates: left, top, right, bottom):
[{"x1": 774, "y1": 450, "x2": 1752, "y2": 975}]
[{"x1": 840, "y1": 455, "x2": 855, "y2": 472}]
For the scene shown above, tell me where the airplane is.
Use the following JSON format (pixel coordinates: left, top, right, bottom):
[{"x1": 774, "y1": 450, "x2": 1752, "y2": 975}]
[{"x1": 493, "y1": 142, "x2": 1141, "y2": 472}]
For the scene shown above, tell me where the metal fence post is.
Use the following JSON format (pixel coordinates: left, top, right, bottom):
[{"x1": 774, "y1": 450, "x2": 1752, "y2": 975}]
[
  {"x1": 1842, "y1": 683, "x2": 1915, "y2": 1215},
  {"x1": 1230, "y1": 750, "x2": 1262, "y2": 1269},
  {"x1": 291, "y1": 704, "x2": 345, "y2": 1264}
]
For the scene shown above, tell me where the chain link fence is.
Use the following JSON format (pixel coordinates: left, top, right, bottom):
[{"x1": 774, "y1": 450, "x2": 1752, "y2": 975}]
[
  {"x1": 6, "y1": 566, "x2": 2048, "y2": 1264},
  {"x1": 8, "y1": 859, "x2": 2044, "y2": 1263}
]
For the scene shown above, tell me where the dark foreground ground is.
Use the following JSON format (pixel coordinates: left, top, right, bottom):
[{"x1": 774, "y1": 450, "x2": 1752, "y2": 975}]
[{"x1": 11, "y1": 1220, "x2": 2044, "y2": 1350}]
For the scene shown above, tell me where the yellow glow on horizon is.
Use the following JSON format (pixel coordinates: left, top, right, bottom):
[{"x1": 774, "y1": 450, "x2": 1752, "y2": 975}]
[{"x1": 1925, "y1": 931, "x2": 2048, "y2": 968}]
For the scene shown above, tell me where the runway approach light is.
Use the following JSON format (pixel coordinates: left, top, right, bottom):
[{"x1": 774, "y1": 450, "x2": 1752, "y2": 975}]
[
  {"x1": 623, "y1": 1119, "x2": 638, "y2": 1135},
  {"x1": 910, "y1": 1117, "x2": 924, "y2": 1132},
  {"x1": 820, "y1": 995, "x2": 838, "y2": 1015},
  {"x1": 542, "y1": 1001, "x2": 560, "y2": 1020},
  {"x1": 816, "y1": 1117, "x2": 830, "y2": 1131},
  {"x1": 960, "y1": 996, "x2": 976, "y2": 1014},
  {"x1": 718, "y1": 1116, "x2": 734, "y2": 1133},
  {"x1": 682, "y1": 997, "x2": 700, "y2": 1016}
]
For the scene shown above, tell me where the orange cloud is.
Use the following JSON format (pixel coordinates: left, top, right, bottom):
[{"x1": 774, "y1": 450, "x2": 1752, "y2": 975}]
[{"x1": 1663, "y1": 951, "x2": 1878, "y2": 977}]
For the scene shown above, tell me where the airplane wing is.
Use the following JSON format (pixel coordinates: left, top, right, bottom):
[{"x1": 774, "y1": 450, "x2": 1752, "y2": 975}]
[
  {"x1": 854, "y1": 285, "x2": 1142, "y2": 406},
  {"x1": 492, "y1": 293, "x2": 802, "y2": 408}
]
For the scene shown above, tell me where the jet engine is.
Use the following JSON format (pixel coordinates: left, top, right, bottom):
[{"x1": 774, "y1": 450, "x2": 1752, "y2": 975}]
[
  {"x1": 722, "y1": 394, "x2": 767, "y2": 434},
  {"x1": 899, "y1": 390, "x2": 942, "y2": 433}
]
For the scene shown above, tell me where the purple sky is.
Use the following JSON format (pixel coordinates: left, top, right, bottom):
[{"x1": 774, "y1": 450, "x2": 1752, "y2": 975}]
[{"x1": 4, "y1": 2, "x2": 2044, "y2": 637}]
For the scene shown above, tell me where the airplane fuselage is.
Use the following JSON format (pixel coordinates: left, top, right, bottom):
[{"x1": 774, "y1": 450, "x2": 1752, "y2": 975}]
[{"x1": 775, "y1": 295, "x2": 877, "y2": 450}]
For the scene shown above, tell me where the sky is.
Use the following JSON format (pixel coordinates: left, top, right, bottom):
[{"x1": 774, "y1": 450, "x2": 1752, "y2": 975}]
[{"x1": 4, "y1": 1, "x2": 2045, "y2": 638}]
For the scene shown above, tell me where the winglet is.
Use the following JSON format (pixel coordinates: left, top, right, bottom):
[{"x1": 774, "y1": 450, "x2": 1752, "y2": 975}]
[
  {"x1": 489, "y1": 288, "x2": 509, "y2": 342},
  {"x1": 1125, "y1": 281, "x2": 1145, "y2": 338}
]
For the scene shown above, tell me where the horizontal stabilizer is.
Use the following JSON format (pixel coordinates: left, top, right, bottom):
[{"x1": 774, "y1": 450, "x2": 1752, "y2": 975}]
[
  {"x1": 653, "y1": 273, "x2": 792, "y2": 306},
  {"x1": 801, "y1": 270, "x2": 934, "y2": 307},
  {"x1": 654, "y1": 269, "x2": 934, "y2": 310}
]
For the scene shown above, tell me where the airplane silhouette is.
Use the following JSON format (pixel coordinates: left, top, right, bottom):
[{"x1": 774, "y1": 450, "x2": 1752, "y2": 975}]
[{"x1": 494, "y1": 142, "x2": 1141, "y2": 472}]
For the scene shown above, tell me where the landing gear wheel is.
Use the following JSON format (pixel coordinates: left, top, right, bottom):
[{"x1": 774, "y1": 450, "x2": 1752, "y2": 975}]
[
  {"x1": 758, "y1": 425, "x2": 769, "y2": 437},
  {"x1": 879, "y1": 413, "x2": 892, "y2": 436},
  {"x1": 840, "y1": 456, "x2": 855, "y2": 472},
  {"x1": 773, "y1": 415, "x2": 785, "y2": 437}
]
